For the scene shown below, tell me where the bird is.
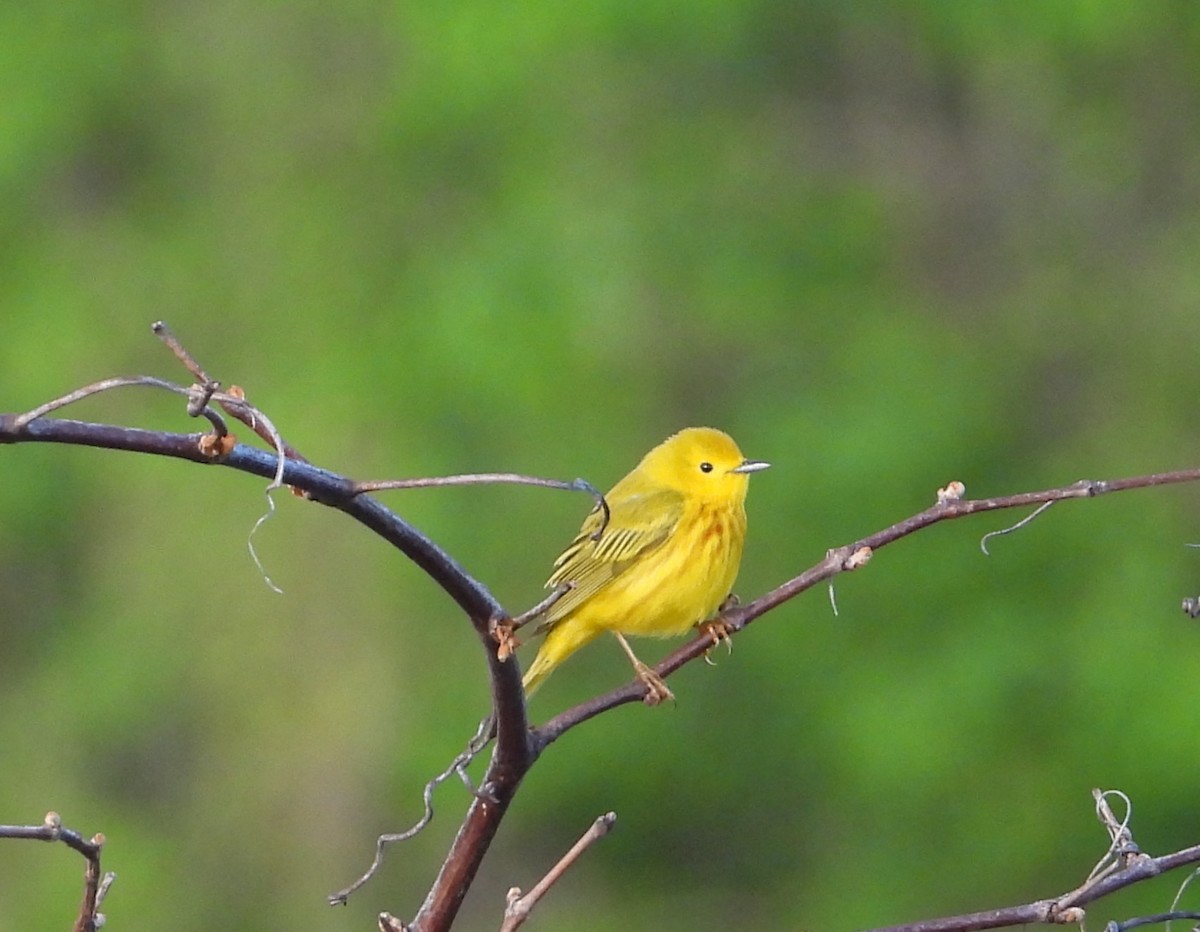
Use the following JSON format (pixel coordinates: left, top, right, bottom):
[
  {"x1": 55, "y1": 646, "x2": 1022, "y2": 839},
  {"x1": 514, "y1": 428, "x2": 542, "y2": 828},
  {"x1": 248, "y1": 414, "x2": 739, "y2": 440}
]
[{"x1": 521, "y1": 427, "x2": 769, "y2": 705}]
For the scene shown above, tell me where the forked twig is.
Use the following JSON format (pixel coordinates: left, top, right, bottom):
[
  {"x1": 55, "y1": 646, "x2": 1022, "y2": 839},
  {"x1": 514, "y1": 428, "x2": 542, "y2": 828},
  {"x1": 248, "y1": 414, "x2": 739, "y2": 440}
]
[
  {"x1": 500, "y1": 812, "x2": 617, "y2": 931},
  {"x1": 865, "y1": 789, "x2": 1200, "y2": 932},
  {"x1": 0, "y1": 812, "x2": 113, "y2": 932}
]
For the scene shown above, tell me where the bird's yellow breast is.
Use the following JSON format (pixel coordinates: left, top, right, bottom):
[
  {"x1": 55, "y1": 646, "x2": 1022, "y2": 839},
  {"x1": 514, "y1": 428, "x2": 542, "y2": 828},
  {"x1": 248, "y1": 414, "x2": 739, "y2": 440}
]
[{"x1": 573, "y1": 501, "x2": 746, "y2": 638}]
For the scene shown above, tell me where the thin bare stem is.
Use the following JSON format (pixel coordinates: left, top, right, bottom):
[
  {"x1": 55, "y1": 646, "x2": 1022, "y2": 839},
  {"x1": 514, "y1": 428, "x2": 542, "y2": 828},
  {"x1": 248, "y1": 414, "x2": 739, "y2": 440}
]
[
  {"x1": 0, "y1": 812, "x2": 109, "y2": 932},
  {"x1": 15, "y1": 376, "x2": 202, "y2": 428},
  {"x1": 1166, "y1": 863, "x2": 1200, "y2": 924},
  {"x1": 152, "y1": 320, "x2": 212, "y2": 383},
  {"x1": 534, "y1": 473, "x2": 1200, "y2": 748},
  {"x1": 500, "y1": 812, "x2": 617, "y2": 931},
  {"x1": 511, "y1": 583, "x2": 574, "y2": 631},
  {"x1": 355, "y1": 475, "x2": 610, "y2": 538},
  {"x1": 1108, "y1": 912, "x2": 1200, "y2": 931},
  {"x1": 865, "y1": 790, "x2": 1200, "y2": 932}
]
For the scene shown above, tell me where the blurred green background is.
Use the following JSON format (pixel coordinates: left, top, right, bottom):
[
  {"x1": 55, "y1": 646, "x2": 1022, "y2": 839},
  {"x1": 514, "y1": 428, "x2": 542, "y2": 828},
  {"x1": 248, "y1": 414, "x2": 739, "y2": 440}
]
[{"x1": 3, "y1": 2, "x2": 1200, "y2": 929}]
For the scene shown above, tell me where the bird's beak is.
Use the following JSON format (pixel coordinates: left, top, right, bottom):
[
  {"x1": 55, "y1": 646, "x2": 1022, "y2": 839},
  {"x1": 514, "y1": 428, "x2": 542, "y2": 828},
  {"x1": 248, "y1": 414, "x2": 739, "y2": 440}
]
[{"x1": 732, "y1": 459, "x2": 771, "y2": 474}]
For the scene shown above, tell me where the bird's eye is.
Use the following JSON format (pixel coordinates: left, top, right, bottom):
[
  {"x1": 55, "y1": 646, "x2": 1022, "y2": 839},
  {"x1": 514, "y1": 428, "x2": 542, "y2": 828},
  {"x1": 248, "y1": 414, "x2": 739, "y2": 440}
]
[{"x1": 699, "y1": 462, "x2": 714, "y2": 473}]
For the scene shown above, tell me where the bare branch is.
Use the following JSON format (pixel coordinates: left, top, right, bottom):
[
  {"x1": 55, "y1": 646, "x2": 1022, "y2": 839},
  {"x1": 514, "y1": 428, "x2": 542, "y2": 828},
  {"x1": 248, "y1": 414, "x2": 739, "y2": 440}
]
[
  {"x1": 0, "y1": 812, "x2": 111, "y2": 932},
  {"x1": 511, "y1": 583, "x2": 573, "y2": 631},
  {"x1": 152, "y1": 320, "x2": 213, "y2": 383},
  {"x1": 14, "y1": 375, "x2": 215, "y2": 431},
  {"x1": 490, "y1": 585, "x2": 575, "y2": 663},
  {"x1": 532, "y1": 474, "x2": 1200, "y2": 747},
  {"x1": 863, "y1": 790, "x2": 1200, "y2": 931},
  {"x1": 355, "y1": 475, "x2": 609, "y2": 538},
  {"x1": 500, "y1": 812, "x2": 617, "y2": 931},
  {"x1": 1107, "y1": 912, "x2": 1200, "y2": 931}
]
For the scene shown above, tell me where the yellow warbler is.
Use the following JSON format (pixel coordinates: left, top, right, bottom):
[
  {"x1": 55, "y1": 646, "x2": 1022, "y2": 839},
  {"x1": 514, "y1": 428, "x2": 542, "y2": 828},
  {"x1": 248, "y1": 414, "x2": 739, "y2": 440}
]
[{"x1": 521, "y1": 427, "x2": 769, "y2": 704}]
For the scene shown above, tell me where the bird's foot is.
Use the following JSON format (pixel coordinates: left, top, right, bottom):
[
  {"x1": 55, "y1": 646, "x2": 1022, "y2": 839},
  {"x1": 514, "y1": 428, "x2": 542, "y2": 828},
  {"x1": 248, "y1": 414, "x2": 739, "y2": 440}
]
[
  {"x1": 633, "y1": 661, "x2": 675, "y2": 706},
  {"x1": 697, "y1": 619, "x2": 734, "y2": 665}
]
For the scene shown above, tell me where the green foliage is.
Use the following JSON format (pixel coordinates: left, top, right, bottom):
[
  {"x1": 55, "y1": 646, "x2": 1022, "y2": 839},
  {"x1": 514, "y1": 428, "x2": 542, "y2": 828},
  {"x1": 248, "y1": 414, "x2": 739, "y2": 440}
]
[{"x1": 4, "y1": 3, "x2": 1200, "y2": 929}]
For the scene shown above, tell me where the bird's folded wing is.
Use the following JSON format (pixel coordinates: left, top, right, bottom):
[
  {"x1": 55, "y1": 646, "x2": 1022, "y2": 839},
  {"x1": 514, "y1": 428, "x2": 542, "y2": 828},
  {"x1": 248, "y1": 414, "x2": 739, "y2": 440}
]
[{"x1": 536, "y1": 488, "x2": 684, "y2": 632}]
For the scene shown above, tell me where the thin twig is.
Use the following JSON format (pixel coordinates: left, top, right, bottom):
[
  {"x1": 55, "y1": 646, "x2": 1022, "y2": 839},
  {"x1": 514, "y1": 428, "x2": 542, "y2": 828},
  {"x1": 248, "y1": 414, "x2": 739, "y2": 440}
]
[
  {"x1": 491, "y1": 584, "x2": 576, "y2": 663},
  {"x1": 1166, "y1": 864, "x2": 1200, "y2": 926},
  {"x1": 13, "y1": 375, "x2": 225, "y2": 433},
  {"x1": 1106, "y1": 911, "x2": 1200, "y2": 931},
  {"x1": 0, "y1": 812, "x2": 110, "y2": 932},
  {"x1": 511, "y1": 583, "x2": 574, "y2": 631},
  {"x1": 152, "y1": 320, "x2": 212, "y2": 383},
  {"x1": 865, "y1": 790, "x2": 1200, "y2": 932},
  {"x1": 355, "y1": 475, "x2": 610, "y2": 538},
  {"x1": 500, "y1": 812, "x2": 617, "y2": 931},
  {"x1": 533, "y1": 474, "x2": 1200, "y2": 749}
]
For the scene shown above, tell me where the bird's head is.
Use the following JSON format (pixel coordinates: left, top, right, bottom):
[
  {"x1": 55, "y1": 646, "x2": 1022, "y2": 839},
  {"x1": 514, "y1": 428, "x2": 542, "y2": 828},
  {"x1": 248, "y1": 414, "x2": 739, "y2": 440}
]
[{"x1": 639, "y1": 427, "x2": 770, "y2": 504}]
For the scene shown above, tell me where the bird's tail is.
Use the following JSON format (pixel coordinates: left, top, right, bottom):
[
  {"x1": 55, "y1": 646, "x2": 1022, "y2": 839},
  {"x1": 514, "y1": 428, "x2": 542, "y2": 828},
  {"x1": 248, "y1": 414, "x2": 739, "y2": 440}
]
[{"x1": 522, "y1": 621, "x2": 602, "y2": 697}]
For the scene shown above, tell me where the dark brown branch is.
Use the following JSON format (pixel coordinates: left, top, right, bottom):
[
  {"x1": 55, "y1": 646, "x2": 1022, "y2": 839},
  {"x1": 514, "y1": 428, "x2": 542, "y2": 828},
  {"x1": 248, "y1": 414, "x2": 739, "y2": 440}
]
[
  {"x1": 0, "y1": 408, "x2": 537, "y2": 931},
  {"x1": 0, "y1": 414, "x2": 499, "y2": 617},
  {"x1": 0, "y1": 812, "x2": 111, "y2": 932}
]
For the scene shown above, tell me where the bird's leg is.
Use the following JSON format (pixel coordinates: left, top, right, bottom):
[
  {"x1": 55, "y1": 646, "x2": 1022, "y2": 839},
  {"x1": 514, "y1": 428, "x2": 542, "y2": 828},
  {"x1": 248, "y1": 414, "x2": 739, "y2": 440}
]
[
  {"x1": 697, "y1": 593, "x2": 739, "y2": 664},
  {"x1": 612, "y1": 632, "x2": 674, "y2": 706}
]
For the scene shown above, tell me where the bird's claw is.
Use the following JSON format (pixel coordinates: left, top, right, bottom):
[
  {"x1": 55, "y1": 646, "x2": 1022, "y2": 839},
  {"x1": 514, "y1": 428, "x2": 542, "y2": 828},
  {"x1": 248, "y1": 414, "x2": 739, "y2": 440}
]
[
  {"x1": 633, "y1": 661, "x2": 675, "y2": 706},
  {"x1": 697, "y1": 619, "x2": 734, "y2": 664}
]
